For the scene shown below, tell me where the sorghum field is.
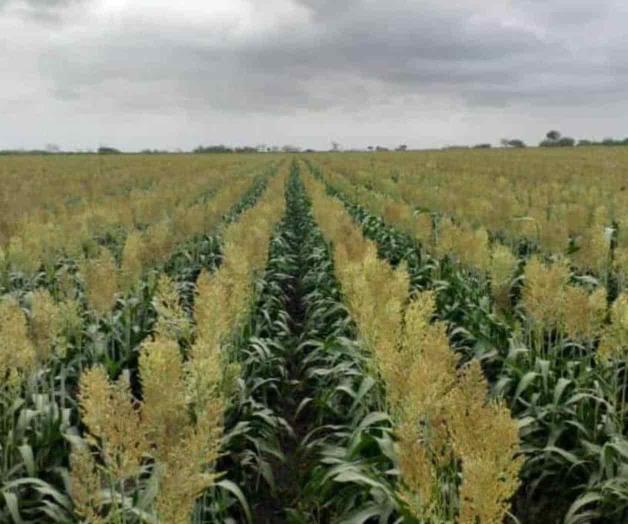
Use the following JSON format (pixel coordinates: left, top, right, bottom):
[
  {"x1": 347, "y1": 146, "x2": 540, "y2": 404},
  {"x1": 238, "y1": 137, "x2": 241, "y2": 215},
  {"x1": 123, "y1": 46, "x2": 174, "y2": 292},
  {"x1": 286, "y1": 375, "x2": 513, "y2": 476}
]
[{"x1": 0, "y1": 149, "x2": 627, "y2": 524}]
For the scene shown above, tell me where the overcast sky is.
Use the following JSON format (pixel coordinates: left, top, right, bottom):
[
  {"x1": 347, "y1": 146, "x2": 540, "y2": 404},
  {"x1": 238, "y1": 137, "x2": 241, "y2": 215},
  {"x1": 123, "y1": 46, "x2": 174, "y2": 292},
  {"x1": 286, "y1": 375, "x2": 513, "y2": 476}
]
[{"x1": 1, "y1": 0, "x2": 626, "y2": 151}]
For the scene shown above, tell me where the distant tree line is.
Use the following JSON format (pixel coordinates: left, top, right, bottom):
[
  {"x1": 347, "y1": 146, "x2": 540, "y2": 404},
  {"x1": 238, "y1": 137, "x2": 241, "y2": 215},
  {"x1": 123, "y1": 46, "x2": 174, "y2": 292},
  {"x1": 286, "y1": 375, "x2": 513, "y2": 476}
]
[
  {"x1": 140, "y1": 149, "x2": 171, "y2": 154},
  {"x1": 541, "y1": 130, "x2": 628, "y2": 147},
  {"x1": 193, "y1": 144, "x2": 303, "y2": 153},
  {"x1": 4, "y1": 131, "x2": 628, "y2": 156},
  {"x1": 497, "y1": 130, "x2": 628, "y2": 150},
  {"x1": 440, "y1": 144, "x2": 494, "y2": 150},
  {"x1": 193, "y1": 145, "x2": 237, "y2": 153},
  {"x1": 576, "y1": 137, "x2": 628, "y2": 147},
  {"x1": 98, "y1": 146, "x2": 121, "y2": 154},
  {"x1": 538, "y1": 130, "x2": 575, "y2": 147},
  {"x1": 500, "y1": 138, "x2": 527, "y2": 148},
  {"x1": 0, "y1": 149, "x2": 100, "y2": 155},
  {"x1": 0, "y1": 149, "x2": 54, "y2": 155}
]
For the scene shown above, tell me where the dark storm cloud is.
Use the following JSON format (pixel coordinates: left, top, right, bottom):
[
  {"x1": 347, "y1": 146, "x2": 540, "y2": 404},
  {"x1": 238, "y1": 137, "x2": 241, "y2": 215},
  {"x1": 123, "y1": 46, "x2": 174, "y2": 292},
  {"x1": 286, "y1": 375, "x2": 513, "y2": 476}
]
[
  {"x1": 285, "y1": 0, "x2": 624, "y2": 105},
  {"x1": 34, "y1": 0, "x2": 626, "y2": 117}
]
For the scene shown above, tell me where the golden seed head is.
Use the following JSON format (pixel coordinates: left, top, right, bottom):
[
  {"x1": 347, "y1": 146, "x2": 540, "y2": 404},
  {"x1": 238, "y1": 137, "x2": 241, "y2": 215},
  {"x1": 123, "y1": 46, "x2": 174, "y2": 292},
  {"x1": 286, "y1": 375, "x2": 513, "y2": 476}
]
[
  {"x1": 0, "y1": 297, "x2": 37, "y2": 383},
  {"x1": 414, "y1": 213, "x2": 433, "y2": 244},
  {"x1": 6, "y1": 234, "x2": 42, "y2": 275},
  {"x1": 120, "y1": 230, "x2": 146, "y2": 291},
  {"x1": 572, "y1": 226, "x2": 611, "y2": 275},
  {"x1": 597, "y1": 293, "x2": 628, "y2": 362},
  {"x1": 153, "y1": 400, "x2": 223, "y2": 524},
  {"x1": 56, "y1": 298, "x2": 83, "y2": 353},
  {"x1": 614, "y1": 246, "x2": 628, "y2": 287},
  {"x1": 446, "y1": 361, "x2": 523, "y2": 524},
  {"x1": 489, "y1": 244, "x2": 518, "y2": 290},
  {"x1": 143, "y1": 221, "x2": 175, "y2": 267},
  {"x1": 29, "y1": 289, "x2": 59, "y2": 357},
  {"x1": 139, "y1": 336, "x2": 188, "y2": 453},
  {"x1": 77, "y1": 366, "x2": 148, "y2": 479},
  {"x1": 79, "y1": 248, "x2": 120, "y2": 316},
  {"x1": 69, "y1": 445, "x2": 105, "y2": 524},
  {"x1": 613, "y1": 293, "x2": 628, "y2": 333},
  {"x1": 152, "y1": 274, "x2": 192, "y2": 342},
  {"x1": 522, "y1": 256, "x2": 571, "y2": 331},
  {"x1": 436, "y1": 219, "x2": 491, "y2": 272},
  {"x1": 563, "y1": 286, "x2": 607, "y2": 341},
  {"x1": 396, "y1": 418, "x2": 439, "y2": 519}
]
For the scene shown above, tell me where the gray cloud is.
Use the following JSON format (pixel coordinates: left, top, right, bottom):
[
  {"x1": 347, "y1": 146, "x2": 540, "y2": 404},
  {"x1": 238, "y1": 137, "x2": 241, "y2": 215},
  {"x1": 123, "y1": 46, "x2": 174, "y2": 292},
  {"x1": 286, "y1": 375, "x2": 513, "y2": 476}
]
[
  {"x1": 2, "y1": 0, "x2": 86, "y2": 9},
  {"x1": 1, "y1": 0, "x2": 90, "y2": 23},
  {"x1": 41, "y1": 1, "x2": 625, "y2": 111},
  {"x1": 1, "y1": 0, "x2": 627, "y2": 149},
  {"x1": 25, "y1": 0, "x2": 79, "y2": 6}
]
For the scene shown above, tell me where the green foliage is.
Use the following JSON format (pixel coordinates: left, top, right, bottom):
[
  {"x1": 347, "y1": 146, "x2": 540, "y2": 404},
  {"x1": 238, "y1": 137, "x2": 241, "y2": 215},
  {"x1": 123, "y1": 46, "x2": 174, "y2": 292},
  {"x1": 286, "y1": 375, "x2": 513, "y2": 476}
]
[
  {"x1": 0, "y1": 169, "x2": 274, "y2": 523},
  {"x1": 306, "y1": 159, "x2": 628, "y2": 524}
]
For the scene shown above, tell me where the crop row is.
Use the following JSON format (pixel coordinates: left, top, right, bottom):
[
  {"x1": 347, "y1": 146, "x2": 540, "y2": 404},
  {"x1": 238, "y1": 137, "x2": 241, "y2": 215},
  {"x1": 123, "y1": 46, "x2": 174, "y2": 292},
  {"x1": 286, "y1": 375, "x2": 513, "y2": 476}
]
[
  {"x1": 312, "y1": 149, "x2": 628, "y2": 285},
  {"x1": 2, "y1": 154, "x2": 625, "y2": 523},
  {"x1": 0, "y1": 164, "x2": 282, "y2": 521},
  {"x1": 304, "y1": 160, "x2": 628, "y2": 523}
]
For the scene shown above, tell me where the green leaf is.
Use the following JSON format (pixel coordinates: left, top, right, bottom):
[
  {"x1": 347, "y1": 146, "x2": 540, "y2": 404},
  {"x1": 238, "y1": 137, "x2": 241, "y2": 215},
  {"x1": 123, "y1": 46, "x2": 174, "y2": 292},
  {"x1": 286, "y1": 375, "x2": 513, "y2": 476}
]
[
  {"x1": 217, "y1": 478, "x2": 253, "y2": 523},
  {"x1": 514, "y1": 371, "x2": 538, "y2": 402},
  {"x1": 1, "y1": 490, "x2": 24, "y2": 524},
  {"x1": 339, "y1": 505, "x2": 388, "y2": 524},
  {"x1": 552, "y1": 377, "x2": 572, "y2": 406},
  {"x1": 18, "y1": 444, "x2": 36, "y2": 477},
  {"x1": 564, "y1": 491, "x2": 603, "y2": 524},
  {"x1": 356, "y1": 412, "x2": 390, "y2": 432}
]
